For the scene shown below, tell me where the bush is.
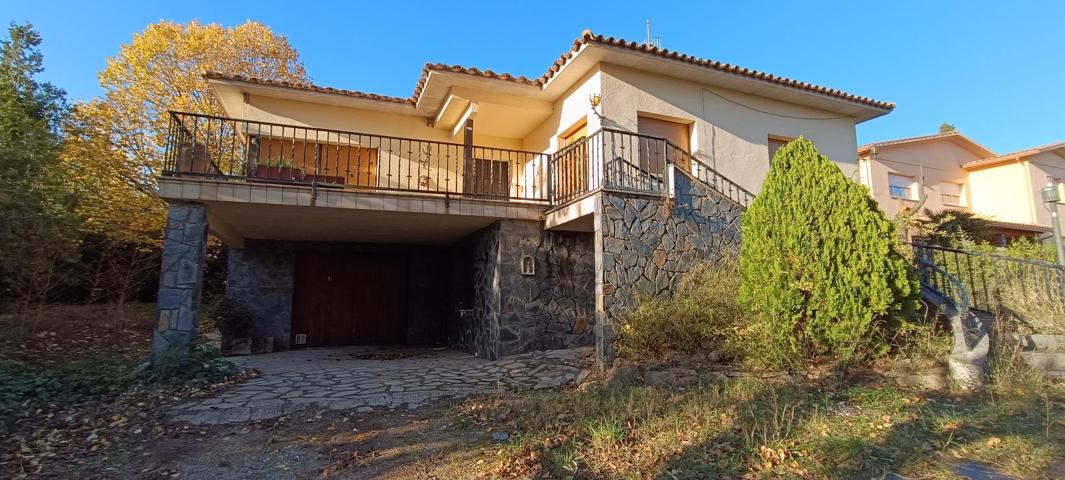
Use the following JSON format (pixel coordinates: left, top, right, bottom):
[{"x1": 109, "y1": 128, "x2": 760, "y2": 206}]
[
  {"x1": 738, "y1": 138, "x2": 919, "y2": 368},
  {"x1": 205, "y1": 296, "x2": 254, "y2": 339},
  {"x1": 616, "y1": 258, "x2": 744, "y2": 359},
  {"x1": 147, "y1": 343, "x2": 238, "y2": 384}
]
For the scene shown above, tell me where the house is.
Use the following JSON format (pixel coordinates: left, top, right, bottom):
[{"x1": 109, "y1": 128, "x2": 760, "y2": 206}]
[
  {"x1": 152, "y1": 31, "x2": 894, "y2": 367},
  {"x1": 858, "y1": 132, "x2": 1065, "y2": 243}
]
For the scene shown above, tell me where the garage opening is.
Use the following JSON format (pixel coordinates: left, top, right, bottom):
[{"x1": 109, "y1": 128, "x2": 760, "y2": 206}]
[{"x1": 289, "y1": 246, "x2": 452, "y2": 348}]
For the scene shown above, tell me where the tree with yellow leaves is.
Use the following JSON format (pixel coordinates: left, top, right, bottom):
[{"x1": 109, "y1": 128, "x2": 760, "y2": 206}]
[
  {"x1": 58, "y1": 20, "x2": 307, "y2": 310},
  {"x1": 65, "y1": 19, "x2": 308, "y2": 243}
]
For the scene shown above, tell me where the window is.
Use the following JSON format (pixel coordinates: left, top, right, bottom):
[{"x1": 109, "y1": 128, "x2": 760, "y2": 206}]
[
  {"x1": 638, "y1": 115, "x2": 692, "y2": 172},
  {"x1": 768, "y1": 135, "x2": 794, "y2": 161},
  {"x1": 888, "y1": 174, "x2": 917, "y2": 200},
  {"x1": 940, "y1": 183, "x2": 964, "y2": 206}
]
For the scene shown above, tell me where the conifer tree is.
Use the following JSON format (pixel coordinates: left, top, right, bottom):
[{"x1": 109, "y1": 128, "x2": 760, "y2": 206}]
[{"x1": 738, "y1": 138, "x2": 917, "y2": 367}]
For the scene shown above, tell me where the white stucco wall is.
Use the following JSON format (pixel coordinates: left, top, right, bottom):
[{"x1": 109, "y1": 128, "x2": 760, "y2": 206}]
[{"x1": 597, "y1": 63, "x2": 861, "y2": 194}]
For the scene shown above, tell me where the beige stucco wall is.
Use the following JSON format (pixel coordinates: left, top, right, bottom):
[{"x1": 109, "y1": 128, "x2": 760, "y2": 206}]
[
  {"x1": 522, "y1": 68, "x2": 601, "y2": 153},
  {"x1": 861, "y1": 141, "x2": 979, "y2": 216},
  {"x1": 967, "y1": 161, "x2": 1038, "y2": 225},
  {"x1": 597, "y1": 63, "x2": 860, "y2": 194},
  {"x1": 215, "y1": 91, "x2": 546, "y2": 198}
]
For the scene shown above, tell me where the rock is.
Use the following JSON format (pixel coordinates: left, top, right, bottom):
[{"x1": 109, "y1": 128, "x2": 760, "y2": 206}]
[
  {"x1": 229, "y1": 337, "x2": 252, "y2": 356},
  {"x1": 491, "y1": 431, "x2": 510, "y2": 443}
]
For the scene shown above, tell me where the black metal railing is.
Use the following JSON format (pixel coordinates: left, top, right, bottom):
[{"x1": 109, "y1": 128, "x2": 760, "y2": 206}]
[
  {"x1": 914, "y1": 253, "x2": 972, "y2": 316},
  {"x1": 546, "y1": 128, "x2": 755, "y2": 207},
  {"x1": 163, "y1": 111, "x2": 550, "y2": 202},
  {"x1": 912, "y1": 243, "x2": 1065, "y2": 313}
]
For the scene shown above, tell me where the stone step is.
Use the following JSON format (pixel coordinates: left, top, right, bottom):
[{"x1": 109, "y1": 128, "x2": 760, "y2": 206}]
[{"x1": 1020, "y1": 351, "x2": 1065, "y2": 372}]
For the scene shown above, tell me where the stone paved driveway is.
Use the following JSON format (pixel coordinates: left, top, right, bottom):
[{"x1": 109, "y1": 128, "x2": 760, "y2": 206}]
[{"x1": 172, "y1": 346, "x2": 593, "y2": 425}]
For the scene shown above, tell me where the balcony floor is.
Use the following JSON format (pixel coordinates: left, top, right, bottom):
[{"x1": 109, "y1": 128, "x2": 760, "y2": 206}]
[{"x1": 160, "y1": 177, "x2": 546, "y2": 246}]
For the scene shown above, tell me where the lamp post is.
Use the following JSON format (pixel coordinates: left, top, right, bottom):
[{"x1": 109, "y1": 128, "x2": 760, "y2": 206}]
[{"x1": 1040, "y1": 182, "x2": 1065, "y2": 268}]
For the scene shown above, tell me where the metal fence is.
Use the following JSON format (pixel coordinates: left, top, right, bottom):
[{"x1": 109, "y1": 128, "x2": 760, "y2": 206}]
[
  {"x1": 164, "y1": 111, "x2": 551, "y2": 202},
  {"x1": 546, "y1": 128, "x2": 755, "y2": 207},
  {"x1": 912, "y1": 242, "x2": 1065, "y2": 313}
]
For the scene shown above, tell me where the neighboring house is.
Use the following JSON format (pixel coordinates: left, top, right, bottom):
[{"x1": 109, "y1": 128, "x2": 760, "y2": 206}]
[
  {"x1": 859, "y1": 133, "x2": 1065, "y2": 243},
  {"x1": 152, "y1": 31, "x2": 894, "y2": 367}
]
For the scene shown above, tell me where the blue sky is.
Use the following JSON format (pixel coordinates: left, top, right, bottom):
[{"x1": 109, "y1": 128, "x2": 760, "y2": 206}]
[{"x1": 6, "y1": 0, "x2": 1063, "y2": 153}]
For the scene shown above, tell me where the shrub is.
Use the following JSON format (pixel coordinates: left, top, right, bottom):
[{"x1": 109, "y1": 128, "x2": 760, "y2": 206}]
[
  {"x1": 205, "y1": 296, "x2": 254, "y2": 339},
  {"x1": 738, "y1": 138, "x2": 919, "y2": 368},
  {"x1": 616, "y1": 258, "x2": 744, "y2": 359}
]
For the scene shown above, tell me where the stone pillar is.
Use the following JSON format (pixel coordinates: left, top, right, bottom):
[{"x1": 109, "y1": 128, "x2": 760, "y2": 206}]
[
  {"x1": 152, "y1": 202, "x2": 209, "y2": 363},
  {"x1": 593, "y1": 196, "x2": 615, "y2": 369}
]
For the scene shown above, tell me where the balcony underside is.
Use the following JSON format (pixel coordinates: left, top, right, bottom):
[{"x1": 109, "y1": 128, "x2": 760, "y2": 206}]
[{"x1": 160, "y1": 177, "x2": 544, "y2": 246}]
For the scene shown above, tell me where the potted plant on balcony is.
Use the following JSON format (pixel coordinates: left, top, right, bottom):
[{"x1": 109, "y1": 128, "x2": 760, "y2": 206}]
[{"x1": 251, "y1": 155, "x2": 304, "y2": 182}]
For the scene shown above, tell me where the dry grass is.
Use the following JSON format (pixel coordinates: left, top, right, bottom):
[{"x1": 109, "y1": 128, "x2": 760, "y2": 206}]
[
  {"x1": 615, "y1": 259, "x2": 744, "y2": 360},
  {"x1": 477, "y1": 375, "x2": 1065, "y2": 479},
  {"x1": 998, "y1": 282, "x2": 1065, "y2": 335}
]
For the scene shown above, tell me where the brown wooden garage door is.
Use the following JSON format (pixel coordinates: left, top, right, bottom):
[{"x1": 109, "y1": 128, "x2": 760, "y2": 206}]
[{"x1": 291, "y1": 252, "x2": 406, "y2": 348}]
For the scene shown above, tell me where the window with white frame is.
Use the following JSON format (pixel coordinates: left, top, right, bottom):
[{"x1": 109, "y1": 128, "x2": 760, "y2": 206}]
[
  {"x1": 940, "y1": 182, "x2": 964, "y2": 206},
  {"x1": 888, "y1": 174, "x2": 917, "y2": 200}
]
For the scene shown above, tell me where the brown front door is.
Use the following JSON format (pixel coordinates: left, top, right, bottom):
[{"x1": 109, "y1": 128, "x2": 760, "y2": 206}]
[{"x1": 291, "y1": 252, "x2": 407, "y2": 347}]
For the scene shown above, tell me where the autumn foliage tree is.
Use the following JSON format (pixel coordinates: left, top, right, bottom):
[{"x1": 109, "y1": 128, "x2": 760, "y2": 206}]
[
  {"x1": 738, "y1": 138, "x2": 919, "y2": 368},
  {"x1": 57, "y1": 20, "x2": 308, "y2": 310},
  {"x1": 65, "y1": 20, "x2": 308, "y2": 242}
]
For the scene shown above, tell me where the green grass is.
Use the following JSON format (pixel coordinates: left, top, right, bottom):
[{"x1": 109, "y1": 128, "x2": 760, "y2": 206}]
[{"x1": 475, "y1": 376, "x2": 1064, "y2": 479}]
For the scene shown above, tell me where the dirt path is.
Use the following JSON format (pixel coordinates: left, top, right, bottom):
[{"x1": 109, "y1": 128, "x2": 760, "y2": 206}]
[{"x1": 94, "y1": 401, "x2": 497, "y2": 480}]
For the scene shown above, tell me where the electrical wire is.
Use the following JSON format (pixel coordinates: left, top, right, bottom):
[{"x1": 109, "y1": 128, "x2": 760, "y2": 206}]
[{"x1": 701, "y1": 87, "x2": 853, "y2": 121}]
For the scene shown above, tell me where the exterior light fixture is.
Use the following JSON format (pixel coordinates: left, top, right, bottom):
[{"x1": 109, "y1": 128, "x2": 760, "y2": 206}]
[
  {"x1": 588, "y1": 93, "x2": 602, "y2": 108},
  {"x1": 1041, "y1": 181, "x2": 1065, "y2": 268}
]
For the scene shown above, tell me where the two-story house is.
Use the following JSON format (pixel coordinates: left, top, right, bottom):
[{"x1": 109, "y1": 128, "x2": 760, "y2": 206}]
[
  {"x1": 858, "y1": 132, "x2": 1065, "y2": 243},
  {"x1": 152, "y1": 31, "x2": 894, "y2": 367}
]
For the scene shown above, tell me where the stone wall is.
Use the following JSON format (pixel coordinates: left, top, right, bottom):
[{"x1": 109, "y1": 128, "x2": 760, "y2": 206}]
[
  {"x1": 497, "y1": 220, "x2": 596, "y2": 356},
  {"x1": 227, "y1": 241, "x2": 295, "y2": 349},
  {"x1": 152, "y1": 202, "x2": 209, "y2": 361},
  {"x1": 594, "y1": 169, "x2": 744, "y2": 364},
  {"x1": 449, "y1": 220, "x2": 596, "y2": 359}
]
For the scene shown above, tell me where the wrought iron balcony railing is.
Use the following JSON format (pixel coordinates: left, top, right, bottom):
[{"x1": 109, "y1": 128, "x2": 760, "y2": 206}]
[
  {"x1": 547, "y1": 128, "x2": 755, "y2": 208},
  {"x1": 163, "y1": 111, "x2": 550, "y2": 202},
  {"x1": 162, "y1": 112, "x2": 755, "y2": 209}
]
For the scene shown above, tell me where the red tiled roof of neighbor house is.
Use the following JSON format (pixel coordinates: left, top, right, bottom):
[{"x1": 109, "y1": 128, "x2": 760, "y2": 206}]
[
  {"x1": 207, "y1": 31, "x2": 895, "y2": 111},
  {"x1": 858, "y1": 131, "x2": 996, "y2": 156},
  {"x1": 962, "y1": 141, "x2": 1065, "y2": 169},
  {"x1": 203, "y1": 71, "x2": 414, "y2": 104}
]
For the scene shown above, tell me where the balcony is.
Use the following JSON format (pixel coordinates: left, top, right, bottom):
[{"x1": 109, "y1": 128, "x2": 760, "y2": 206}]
[
  {"x1": 163, "y1": 111, "x2": 550, "y2": 203},
  {"x1": 160, "y1": 112, "x2": 754, "y2": 240}
]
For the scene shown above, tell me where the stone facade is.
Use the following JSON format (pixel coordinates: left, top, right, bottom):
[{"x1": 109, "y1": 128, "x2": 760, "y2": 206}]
[
  {"x1": 449, "y1": 220, "x2": 596, "y2": 359},
  {"x1": 227, "y1": 241, "x2": 296, "y2": 349},
  {"x1": 152, "y1": 202, "x2": 210, "y2": 361},
  {"x1": 594, "y1": 169, "x2": 744, "y2": 365}
]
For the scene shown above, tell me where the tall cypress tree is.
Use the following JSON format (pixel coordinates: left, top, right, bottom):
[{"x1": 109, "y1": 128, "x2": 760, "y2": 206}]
[{"x1": 738, "y1": 138, "x2": 917, "y2": 367}]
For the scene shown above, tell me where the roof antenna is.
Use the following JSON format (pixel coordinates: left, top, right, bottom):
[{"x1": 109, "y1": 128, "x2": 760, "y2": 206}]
[{"x1": 644, "y1": 19, "x2": 661, "y2": 48}]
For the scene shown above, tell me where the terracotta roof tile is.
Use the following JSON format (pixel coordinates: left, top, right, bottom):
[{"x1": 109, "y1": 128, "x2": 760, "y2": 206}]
[
  {"x1": 963, "y1": 141, "x2": 1065, "y2": 169},
  {"x1": 544, "y1": 32, "x2": 894, "y2": 110},
  {"x1": 858, "y1": 131, "x2": 996, "y2": 157},
  {"x1": 203, "y1": 71, "x2": 413, "y2": 104},
  {"x1": 207, "y1": 31, "x2": 894, "y2": 112}
]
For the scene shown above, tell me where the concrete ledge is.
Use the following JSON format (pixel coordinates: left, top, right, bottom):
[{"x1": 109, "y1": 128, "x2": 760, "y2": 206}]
[{"x1": 160, "y1": 176, "x2": 547, "y2": 221}]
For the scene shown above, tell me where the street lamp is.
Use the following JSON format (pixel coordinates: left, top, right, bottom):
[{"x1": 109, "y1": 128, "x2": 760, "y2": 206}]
[{"x1": 1040, "y1": 182, "x2": 1065, "y2": 267}]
